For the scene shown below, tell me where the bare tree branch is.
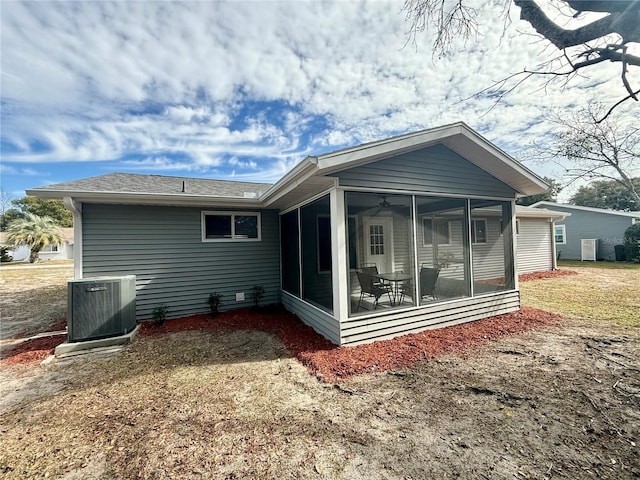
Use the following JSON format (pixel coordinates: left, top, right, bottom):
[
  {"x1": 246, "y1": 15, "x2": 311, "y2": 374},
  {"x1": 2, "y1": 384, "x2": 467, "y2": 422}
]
[
  {"x1": 514, "y1": 0, "x2": 640, "y2": 47},
  {"x1": 401, "y1": 0, "x2": 640, "y2": 118},
  {"x1": 597, "y1": 88, "x2": 640, "y2": 123},
  {"x1": 538, "y1": 103, "x2": 640, "y2": 204}
]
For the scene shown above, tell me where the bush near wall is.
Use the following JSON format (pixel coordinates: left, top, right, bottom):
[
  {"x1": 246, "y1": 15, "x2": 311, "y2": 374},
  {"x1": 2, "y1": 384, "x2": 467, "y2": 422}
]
[{"x1": 623, "y1": 223, "x2": 640, "y2": 262}]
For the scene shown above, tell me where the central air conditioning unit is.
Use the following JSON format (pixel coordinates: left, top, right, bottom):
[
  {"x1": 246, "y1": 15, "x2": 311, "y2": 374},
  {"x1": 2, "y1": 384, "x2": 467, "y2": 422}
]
[{"x1": 67, "y1": 275, "x2": 137, "y2": 342}]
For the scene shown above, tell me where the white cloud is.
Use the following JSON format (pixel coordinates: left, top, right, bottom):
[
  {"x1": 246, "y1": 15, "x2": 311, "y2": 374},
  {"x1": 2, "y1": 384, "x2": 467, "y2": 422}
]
[{"x1": 1, "y1": 0, "x2": 637, "y2": 192}]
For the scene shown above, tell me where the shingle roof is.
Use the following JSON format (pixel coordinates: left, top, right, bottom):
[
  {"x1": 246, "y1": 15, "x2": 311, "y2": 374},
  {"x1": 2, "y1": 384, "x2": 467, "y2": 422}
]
[{"x1": 29, "y1": 172, "x2": 272, "y2": 198}]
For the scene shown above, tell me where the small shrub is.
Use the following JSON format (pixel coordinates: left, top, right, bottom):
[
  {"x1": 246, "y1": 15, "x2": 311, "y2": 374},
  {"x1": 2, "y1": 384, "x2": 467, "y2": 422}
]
[
  {"x1": 623, "y1": 223, "x2": 640, "y2": 262},
  {"x1": 152, "y1": 304, "x2": 169, "y2": 326},
  {"x1": 206, "y1": 292, "x2": 223, "y2": 317},
  {"x1": 251, "y1": 285, "x2": 265, "y2": 308}
]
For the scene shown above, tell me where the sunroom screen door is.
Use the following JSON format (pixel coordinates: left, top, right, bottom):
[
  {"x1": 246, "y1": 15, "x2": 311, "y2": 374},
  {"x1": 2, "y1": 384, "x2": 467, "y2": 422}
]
[{"x1": 363, "y1": 216, "x2": 394, "y2": 273}]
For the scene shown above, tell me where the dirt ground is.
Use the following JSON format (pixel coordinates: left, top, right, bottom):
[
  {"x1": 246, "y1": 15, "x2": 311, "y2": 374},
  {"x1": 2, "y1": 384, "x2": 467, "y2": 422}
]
[{"x1": 1, "y1": 264, "x2": 639, "y2": 479}]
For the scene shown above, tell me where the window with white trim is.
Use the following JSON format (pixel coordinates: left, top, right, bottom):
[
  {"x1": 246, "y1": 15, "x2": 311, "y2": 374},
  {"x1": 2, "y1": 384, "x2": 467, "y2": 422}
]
[
  {"x1": 42, "y1": 245, "x2": 60, "y2": 252},
  {"x1": 471, "y1": 219, "x2": 487, "y2": 244},
  {"x1": 202, "y1": 211, "x2": 261, "y2": 241},
  {"x1": 555, "y1": 224, "x2": 566, "y2": 244},
  {"x1": 422, "y1": 218, "x2": 451, "y2": 245}
]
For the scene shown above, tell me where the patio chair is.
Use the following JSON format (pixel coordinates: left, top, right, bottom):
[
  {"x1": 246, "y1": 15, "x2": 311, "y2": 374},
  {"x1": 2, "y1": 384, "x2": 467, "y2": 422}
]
[
  {"x1": 419, "y1": 265, "x2": 440, "y2": 300},
  {"x1": 356, "y1": 270, "x2": 392, "y2": 311},
  {"x1": 360, "y1": 264, "x2": 389, "y2": 288},
  {"x1": 398, "y1": 278, "x2": 414, "y2": 305}
]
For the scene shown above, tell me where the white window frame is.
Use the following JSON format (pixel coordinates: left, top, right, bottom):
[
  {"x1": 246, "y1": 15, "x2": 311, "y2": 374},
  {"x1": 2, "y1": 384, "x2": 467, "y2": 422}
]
[
  {"x1": 422, "y1": 217, "x2": 451, "y2": 246},
  {"x1": 555, "y1": 224, "x2": 566, "y2": 245},
  {"x1": 201, "y1": 211, "x2": 261, "y2": 242},
  {"x1": 471, "y1": 218, "x2": 488, "y2": 244},
  {"x1": 42, "y1": 245, "x2": 60, "y2": 252}
]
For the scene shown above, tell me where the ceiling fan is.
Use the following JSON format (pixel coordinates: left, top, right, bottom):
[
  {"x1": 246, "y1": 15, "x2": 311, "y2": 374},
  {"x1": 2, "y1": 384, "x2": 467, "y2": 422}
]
[{"x1": 374, "y1": 196, "x2": 404, "y2": 216}]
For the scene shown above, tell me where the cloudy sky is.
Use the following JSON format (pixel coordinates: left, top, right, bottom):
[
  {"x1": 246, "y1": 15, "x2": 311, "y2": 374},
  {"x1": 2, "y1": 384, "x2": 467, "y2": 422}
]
[{"x1": 1, "y1": 0, "x2": 637, "y2": 199}]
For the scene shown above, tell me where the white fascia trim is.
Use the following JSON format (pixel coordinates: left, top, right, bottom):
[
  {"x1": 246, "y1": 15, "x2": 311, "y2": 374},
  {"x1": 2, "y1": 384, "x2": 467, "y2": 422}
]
[
  {"x1": 515, "y1": 208, "x2": 570, "y2": 220},
  {"x1": 455, "y1": 127, "x2": 549, "y2": 192},
  {"x1": 258, "y1": 157, "x2": 319, "y2": 206},
  {"x1": 28, "y1": 190, "x2": 263, "y2": 208}
]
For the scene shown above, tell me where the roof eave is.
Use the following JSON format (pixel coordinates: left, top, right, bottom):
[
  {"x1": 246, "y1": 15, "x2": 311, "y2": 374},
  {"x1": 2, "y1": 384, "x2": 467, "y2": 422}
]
[
  {"x1": 25, "y1": 189, "x2": 264, "y2": 208},
  {"x1": 516, "y1": 208, "x2": 570, "y2": 220},
  {"x1": 259, "y1": 157, "x2": 319, "y2": 207},
  {"x1": 446, "y1": 127, "x2": 548, "y2": 196}
]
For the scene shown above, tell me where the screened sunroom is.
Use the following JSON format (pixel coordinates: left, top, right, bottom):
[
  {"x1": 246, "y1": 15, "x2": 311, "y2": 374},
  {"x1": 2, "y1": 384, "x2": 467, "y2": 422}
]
[
  {"x1": 273, "y1": 123, "x2": 546, "y2": 345},
  {"x1": 280, "y1": 189, "x2": 516, "y2": 326}
]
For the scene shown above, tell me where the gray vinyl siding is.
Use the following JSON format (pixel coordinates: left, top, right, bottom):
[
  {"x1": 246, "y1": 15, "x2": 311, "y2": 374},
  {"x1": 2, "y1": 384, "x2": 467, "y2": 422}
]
[
  {"x1": 82, "y1": 203, "x2": 280, "y2": 321},
  {"x1": 542, "y1": 207, "x2": 635, "y2": 260},
  {"x1": 281, "y1": 292, "x2": 341, "y2": 344},
  {"x1": 517, "y1": 218, "x2": 553, "y2": 274},
  {"x1": 340, "y1": 291, "x2": 520, "y2": 345},
  {"x1": 333, "y1": 144, "x2": 517, "y2": 198}
]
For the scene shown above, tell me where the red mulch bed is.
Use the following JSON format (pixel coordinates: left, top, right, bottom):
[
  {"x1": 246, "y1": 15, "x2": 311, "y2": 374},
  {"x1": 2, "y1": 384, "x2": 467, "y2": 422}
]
[
  {"x1": 1, "y1": 320, "x2": 68, "y2": 366},
  {"x1": 141, "y1": 305, "x2": 561, "y2": 383},
  {"x1": 519, "y1": 270, "x2": 578, "y2": 282},
  {"x1": 2, "y1": 304, "x2": 561, "y2": 381},
  {"x1": 0, "y1": 336, "x2": 66, "y2": 366}
]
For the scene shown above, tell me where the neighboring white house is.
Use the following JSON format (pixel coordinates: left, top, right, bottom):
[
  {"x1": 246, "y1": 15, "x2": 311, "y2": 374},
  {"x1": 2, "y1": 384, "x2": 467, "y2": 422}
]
[
  {"x1": 515, "y1": 206, "x2": 570, "y2": 274},
  {"x1": 0, "y1": 227, "x2": 74, "y2": 262}
]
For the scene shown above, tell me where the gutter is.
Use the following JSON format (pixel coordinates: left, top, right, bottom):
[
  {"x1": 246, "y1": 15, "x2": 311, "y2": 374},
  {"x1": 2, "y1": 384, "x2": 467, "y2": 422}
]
[{"x1": 27, "y1": 190, "x2": 264, "y2": 208}]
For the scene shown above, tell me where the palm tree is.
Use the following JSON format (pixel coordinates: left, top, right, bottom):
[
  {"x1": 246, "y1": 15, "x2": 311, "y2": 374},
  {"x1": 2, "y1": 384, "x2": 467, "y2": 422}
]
[{"x1": 5, "y1": 213, "x2": 65, "y2": 263}]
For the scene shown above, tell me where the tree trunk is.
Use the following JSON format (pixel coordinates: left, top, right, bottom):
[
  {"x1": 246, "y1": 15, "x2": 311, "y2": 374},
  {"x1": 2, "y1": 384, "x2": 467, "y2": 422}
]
[{"x1": 29, "y1": 248, "x2": 40, "y2": 263}]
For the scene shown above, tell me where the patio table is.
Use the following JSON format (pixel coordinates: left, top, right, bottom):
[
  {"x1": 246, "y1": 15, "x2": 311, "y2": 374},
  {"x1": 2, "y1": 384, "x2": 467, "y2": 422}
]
[{"x1": 374, "y1": 271, "x2": 413, "y2": 305}]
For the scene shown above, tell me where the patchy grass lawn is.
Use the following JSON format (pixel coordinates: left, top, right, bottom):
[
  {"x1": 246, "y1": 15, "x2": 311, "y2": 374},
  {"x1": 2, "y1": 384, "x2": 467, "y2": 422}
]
[
  {"x1": 558, "y1": 259, "x2": 640, "y2": 270},
  {"x1": 0, "y1": 263, "x2": 72, "y2": 340},
  {"x1": 520, "y1": 264, "x2": 640, "y2": 327},
  {"x1": 0, "y1": 263, "x2": 638, "y2": 479}
]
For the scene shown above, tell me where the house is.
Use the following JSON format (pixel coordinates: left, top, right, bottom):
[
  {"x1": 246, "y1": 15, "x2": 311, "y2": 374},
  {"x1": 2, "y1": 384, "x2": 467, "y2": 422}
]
[
  {"x1": 515, "y1": 206, "x2": 569, "y2": 273},
  {"x1": 28, "y1": 122, "x2": 551, "y2": 346},
  {"x1": 0, "y1": 227, "x2": 74, "y2": 262},
  {"x1": 531, "y1": 202, "x2": 640, "y2": 261}
]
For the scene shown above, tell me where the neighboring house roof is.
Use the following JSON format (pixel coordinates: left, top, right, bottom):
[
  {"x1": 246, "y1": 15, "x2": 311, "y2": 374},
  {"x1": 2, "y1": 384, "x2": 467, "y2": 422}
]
[
  {"x1": 515, "y1": 205, "x2": 570, "y2": 220},
  {"x1": 530, "y1": 201, "x2": 640, "y2": 219},
  {"x1": 28, "y1": 122, "x2": 548, "y2": 207},
  {"x1": 0, "y1": 227, "x2": 73, "y2": 245}
]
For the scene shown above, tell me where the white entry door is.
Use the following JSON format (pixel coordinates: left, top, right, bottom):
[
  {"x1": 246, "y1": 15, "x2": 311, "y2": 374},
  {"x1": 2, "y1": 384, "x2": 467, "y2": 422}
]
[{"x1": 363, "y1": 216, "x2": 394, "y2": 273}]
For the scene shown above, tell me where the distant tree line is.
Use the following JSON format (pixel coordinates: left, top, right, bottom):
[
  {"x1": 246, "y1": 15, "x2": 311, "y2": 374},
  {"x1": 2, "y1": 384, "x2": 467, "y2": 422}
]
[{"x1": 1, "y1": 196, "x2": 73, "y2": 231}]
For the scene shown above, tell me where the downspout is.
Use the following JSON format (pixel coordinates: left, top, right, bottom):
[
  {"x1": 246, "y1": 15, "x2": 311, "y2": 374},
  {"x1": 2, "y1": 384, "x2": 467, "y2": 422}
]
[
  {"x1": 510, "y1": 201, "x2": 518, "y2": 291},
  {"x1": 550, "y1": 219, "x2": 558, "y2": 271},
  {"x1": 63, "y1": 197, "x2": 82, "y2": 279}
]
